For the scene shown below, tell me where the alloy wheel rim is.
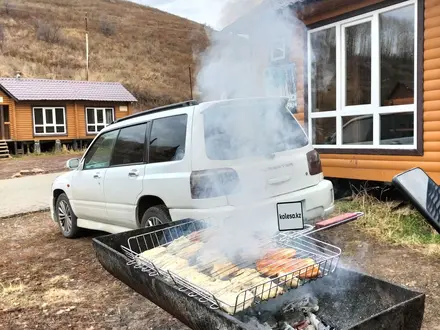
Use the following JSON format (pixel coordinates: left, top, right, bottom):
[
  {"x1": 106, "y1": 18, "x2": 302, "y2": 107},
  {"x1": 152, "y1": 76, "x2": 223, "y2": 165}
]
[
  {"x1": 58, "y1": 200, "x2": 72, "y2": 233},
  {"x1": 147, "y1": 216, "x2": 162, "y2": 227}
]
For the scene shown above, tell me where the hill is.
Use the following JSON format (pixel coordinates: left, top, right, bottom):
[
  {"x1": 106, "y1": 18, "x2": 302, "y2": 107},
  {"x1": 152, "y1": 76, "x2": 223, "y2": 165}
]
[{"x1": 0, "y1": 0, "x2": 209, "y2": 110}]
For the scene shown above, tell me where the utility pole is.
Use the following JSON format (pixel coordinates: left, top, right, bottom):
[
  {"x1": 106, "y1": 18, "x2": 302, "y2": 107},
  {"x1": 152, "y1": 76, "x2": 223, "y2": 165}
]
[
  {"x1": 189, "y1": 66, "x2": 193, "y2": 99},
  {"x1": 85, "y1": 13, "x2": 89, "y2": 81}
]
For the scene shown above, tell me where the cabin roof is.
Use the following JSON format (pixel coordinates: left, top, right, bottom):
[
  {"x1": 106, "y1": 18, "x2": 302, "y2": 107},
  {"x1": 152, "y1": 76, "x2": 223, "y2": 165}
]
[{"x1": 0, "y1": 78, "x2": 137, "y2": 102}]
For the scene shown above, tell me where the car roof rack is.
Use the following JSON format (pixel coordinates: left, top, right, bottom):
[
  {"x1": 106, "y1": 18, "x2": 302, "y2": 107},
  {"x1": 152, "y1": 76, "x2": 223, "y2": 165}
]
[{"x1": 112, "y1": 100, "x2": 199, "y2": 125}]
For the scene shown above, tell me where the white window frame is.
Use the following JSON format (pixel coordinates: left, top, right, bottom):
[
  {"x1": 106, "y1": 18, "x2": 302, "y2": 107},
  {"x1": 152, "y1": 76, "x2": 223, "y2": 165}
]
[
  {"x1": 32, "y1": 107, "x2": 66, "y2": 136},
  {"x1": 86, "y1": 107, "x2": 115, "y2": 134},
  {"x1": 307, "y1": 0, "x2": 417, "y2": 150},
  {"x1": 271, "y1": 37, "x2": 287, "y2": 61}
]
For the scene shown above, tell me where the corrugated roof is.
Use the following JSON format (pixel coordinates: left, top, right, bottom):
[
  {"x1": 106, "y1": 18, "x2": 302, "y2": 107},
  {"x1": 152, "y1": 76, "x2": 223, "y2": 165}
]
[{"x1": 0, "y1": 78, "x2": 137, "y2": 102}]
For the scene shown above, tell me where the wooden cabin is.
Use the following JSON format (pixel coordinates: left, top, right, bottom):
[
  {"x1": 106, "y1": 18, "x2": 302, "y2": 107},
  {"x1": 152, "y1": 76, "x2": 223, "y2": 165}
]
[
  {"x1": 225, "y1": 0, "x2": 440, "y2": 184},
  {"x1": 0, "y1": 78, "x2": 137, "y2": 155}
]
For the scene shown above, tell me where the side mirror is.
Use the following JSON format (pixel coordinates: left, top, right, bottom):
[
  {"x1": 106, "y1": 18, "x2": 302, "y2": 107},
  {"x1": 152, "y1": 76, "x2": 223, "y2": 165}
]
[
  {"x1": 392, "y1": 167, "x2": 440, "y2": 234},
  {"x1": 66, "y1": 158, "x2": 80, "y2": 170}
]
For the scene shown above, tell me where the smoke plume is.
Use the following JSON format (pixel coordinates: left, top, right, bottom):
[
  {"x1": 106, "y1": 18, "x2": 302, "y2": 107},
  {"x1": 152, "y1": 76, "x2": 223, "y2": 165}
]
[{"x1": 194, "y1": 2, "x2": 311, "y2": 262}]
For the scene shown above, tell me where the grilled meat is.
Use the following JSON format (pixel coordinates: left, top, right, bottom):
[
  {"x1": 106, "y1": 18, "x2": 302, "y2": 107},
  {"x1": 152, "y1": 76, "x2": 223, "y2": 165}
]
[
  {"x1": 216, "y1": 289, "x2": 255, "y2": 314},
  {"x1": 175, "y1": 242, "x2": 203, "y2": 259},
  {"x1": 166, "y1": 236, "x2": 192, "y2": 254},
  {"x1": 262, "y1": 248, "x2": 297, "y2": 260},
  {"x1": 138, "y1": 246, "x2": 167, "y2": 259},
  {"x1": 291, "y1": 258, "x2": 321, "y2": 279},
  {"x1": 209, "y1": 262, "x2": 240, "y2": 279}
]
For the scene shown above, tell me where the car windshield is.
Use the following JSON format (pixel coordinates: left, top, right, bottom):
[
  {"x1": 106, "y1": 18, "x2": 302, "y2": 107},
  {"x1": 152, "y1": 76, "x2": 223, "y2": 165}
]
[{"x1": 203, "y1": 99, "x2": 309, "y2": 160}]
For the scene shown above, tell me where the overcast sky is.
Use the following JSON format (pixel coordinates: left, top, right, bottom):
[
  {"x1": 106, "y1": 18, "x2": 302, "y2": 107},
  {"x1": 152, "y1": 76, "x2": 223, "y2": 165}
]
[
  {"x1": 130, "y1": 0, "x2": 226, "y2": 30},
  {"x1": 130, "y1": 0, "x2": 264, "y2": 30}
]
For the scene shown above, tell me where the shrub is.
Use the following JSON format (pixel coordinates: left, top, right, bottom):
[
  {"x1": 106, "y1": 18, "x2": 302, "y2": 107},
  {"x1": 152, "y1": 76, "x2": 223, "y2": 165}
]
[
  {"x1": 35, "y1": 20, "x2": 63, "y2": 44},
  {"x1": 100, "y1": 19, "x2": 116, "y2": 37}
]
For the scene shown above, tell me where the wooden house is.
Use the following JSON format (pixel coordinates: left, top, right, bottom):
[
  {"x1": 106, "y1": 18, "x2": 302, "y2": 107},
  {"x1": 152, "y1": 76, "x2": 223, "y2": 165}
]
[
  {"x1": 225, "y1": 0, "x2": 440, "y2": 184},
  {"x1": 0, "y1": 78, "x2": 137, "y2": 156}
]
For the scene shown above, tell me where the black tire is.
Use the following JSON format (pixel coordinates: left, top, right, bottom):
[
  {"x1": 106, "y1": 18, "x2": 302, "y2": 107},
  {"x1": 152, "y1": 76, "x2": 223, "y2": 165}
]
[
  {"x1": 141, "y1": 205, "x2": 171, "y2": 228},
  {"x1": 55, "y1": 193, "x2": 80, "y2": 238}
]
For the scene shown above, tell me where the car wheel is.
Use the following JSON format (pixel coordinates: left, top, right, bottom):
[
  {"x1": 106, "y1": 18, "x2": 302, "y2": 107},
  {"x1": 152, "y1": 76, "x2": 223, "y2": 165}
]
[
  {"x1": 141, "y1": 205, "x2": 171, "y2": 228},
  {"x1": 56, "y1": 193, "x2": 80, "y2": 238}
]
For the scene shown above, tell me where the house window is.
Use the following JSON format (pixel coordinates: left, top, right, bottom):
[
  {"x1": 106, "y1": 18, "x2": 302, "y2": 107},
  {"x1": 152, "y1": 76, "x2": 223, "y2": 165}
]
[
  {"x1": 271, "y1": 37, "x2": 286, "y2": 61},
  {"x1": 307, "y1": 1, "x2": 417, "y2": 150},
  {"x1": 86, "y1": 107, "x2": 114, "y2": 134},
  {"x1": 33, "y1": 107, "x2": 66, "y2": 135}
]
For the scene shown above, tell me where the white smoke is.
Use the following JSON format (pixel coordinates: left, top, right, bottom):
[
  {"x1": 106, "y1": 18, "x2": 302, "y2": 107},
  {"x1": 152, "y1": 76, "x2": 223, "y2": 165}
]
[
  {"x1": 193, "y1": 2, "x2": 311, "y2": 262},
  {"x1": 196, "y1": 1, "x2": 305, "y2": 101}
]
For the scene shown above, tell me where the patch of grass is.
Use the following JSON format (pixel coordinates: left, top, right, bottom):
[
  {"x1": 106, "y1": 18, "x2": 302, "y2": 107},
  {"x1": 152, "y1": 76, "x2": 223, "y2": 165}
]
[
  {"x1": 336, "y1": 193, "x2": 440, "y2": 255},
  {"x1": 1, "y1": 281, "x2": 25, "y2": 295}
]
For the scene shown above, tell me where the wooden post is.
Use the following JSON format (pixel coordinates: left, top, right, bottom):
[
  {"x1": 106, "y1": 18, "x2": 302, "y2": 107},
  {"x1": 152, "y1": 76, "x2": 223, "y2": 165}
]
[
  {"x1": 189, "y1": 66, "x2": 193, "y2": 99},
  {"x1": 0, "y1": 105, "x2": 4, "y2": 140},
  {"x1": 85, "y1": 13, "x2": 89, "y2": 81}
]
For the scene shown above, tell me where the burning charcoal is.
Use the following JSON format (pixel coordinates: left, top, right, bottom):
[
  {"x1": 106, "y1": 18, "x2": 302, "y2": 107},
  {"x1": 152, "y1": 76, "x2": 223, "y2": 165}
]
[
  {"x1": 291, "y1": 320, "x2": 310, "y2": 330},
  {"x1": 306, "y1": 313, "x2": 334, "y2": 330},
  {"x1": 282, "y1": 295, "x2": 319, "y2": 314},
  {"x1": 244, "y1": 316, "x2": 273, "y2": 330},
  {"x1": 280, "y1": 322, "x2": 296, "y2": 330}
]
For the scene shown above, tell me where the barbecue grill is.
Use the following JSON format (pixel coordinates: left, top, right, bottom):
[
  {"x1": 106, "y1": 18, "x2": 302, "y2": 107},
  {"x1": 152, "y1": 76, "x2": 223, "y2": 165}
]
[
  {"x1": 122, "y1": 218, "x2": 345, "y2": 315},
  {"x1": 92, "y1": 216, "x2": 426, "y2": 330}
]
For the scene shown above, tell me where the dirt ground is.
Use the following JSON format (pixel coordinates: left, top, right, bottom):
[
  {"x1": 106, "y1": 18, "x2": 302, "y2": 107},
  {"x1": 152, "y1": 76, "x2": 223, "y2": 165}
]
[
  {"x1": 1, "y1": 212, "x2": 439, "y2": 330},
  {"x1": 0, "y1": 154, "x2": 80, "y2": 180}
]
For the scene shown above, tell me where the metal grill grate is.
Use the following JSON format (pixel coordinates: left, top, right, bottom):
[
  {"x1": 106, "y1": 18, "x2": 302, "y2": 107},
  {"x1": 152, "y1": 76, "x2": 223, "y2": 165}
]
[{"x1": 122, "y1": 220, "x2": 340, "y2": 315}]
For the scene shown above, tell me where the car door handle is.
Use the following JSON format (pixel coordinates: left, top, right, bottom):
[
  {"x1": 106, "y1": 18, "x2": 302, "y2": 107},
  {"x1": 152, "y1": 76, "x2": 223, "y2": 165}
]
[
  {"x1": 128, "y1": 169, "x2": 139, "y2": 177},
  {"x1": 93, "y1": 173, "x2": 101, "y2": 179}
]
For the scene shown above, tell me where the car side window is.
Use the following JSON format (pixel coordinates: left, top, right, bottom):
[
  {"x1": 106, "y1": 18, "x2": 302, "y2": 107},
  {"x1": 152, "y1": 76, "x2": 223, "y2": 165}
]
[
  {"x1": 149, "y1": 115, "x2": 187, "y2": 164},
  {"x1": 83, "y1": 130, "x2": 119, "y2": 170},
  {"x1": 111, "y1": 123, "x2": 147, "y2": 166}
]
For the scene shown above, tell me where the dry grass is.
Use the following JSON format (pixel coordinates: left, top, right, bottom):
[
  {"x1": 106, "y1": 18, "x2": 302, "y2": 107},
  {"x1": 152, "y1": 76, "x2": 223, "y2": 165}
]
[
  {"x1": 0, "y1": 0, "x2": 209, "y2": 110},
  {"x1": 336, "y1": 193, "x2": 440, "y2": 256}
]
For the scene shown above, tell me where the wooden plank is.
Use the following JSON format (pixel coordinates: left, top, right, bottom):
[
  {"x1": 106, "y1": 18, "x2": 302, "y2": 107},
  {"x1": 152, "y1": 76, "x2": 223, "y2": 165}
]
[
  {"x1": 424, "y1": 68, "x2": 440, "y2": 81},
  {"x1": 322, "y1": 167, "x2": 440, "y2": 184},
  {"x1": 322, "y1": 159, "x2": 440, "y2": 171}
]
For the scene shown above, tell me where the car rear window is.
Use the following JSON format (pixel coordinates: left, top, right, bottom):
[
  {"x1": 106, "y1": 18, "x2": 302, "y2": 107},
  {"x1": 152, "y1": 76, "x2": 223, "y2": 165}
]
[{"x1": 203, "y1": 99, "x2": 309, "y2": 160}]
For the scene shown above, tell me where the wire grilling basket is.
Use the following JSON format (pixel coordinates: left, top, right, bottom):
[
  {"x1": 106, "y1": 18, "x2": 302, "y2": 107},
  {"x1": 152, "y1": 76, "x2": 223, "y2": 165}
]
[{"x1": 120, "y1": 217, "x2": 357, "y2": 315}]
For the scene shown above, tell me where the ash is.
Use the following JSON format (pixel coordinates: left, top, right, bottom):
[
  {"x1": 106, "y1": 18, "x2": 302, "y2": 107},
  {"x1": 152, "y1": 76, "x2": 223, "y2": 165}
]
[{"x1": 245, "y1": 295, "x2": 336, "y2": 330}]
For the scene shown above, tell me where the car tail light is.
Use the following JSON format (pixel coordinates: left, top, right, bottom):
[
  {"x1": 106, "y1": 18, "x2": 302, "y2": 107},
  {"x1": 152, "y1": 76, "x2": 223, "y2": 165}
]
[
  {"x1": 307, "y1": 149, "x2": 322, "y2": 176},
  {"x1": 190, "y1": 168, "x2": 239, "y2": 199}
]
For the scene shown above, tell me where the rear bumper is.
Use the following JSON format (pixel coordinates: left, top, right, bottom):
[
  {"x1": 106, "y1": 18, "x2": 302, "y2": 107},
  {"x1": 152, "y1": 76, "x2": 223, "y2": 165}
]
[{"x1": 170, "y1": 179, "x2": 334, "y2": 224}]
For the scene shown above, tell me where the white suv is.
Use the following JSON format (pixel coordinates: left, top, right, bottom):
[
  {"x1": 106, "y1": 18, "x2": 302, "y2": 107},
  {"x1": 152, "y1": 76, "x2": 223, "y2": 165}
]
[{"x1": 50, "y1": 97, "x2": 334, "y2": 238}]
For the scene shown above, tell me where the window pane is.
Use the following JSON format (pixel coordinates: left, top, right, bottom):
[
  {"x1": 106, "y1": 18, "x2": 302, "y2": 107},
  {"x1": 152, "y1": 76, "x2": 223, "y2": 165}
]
[
  {"x1": 312, "y1": 118, "x2": 336, "y2": 145},
  {"x1": 310, "y1": 28, "x2": 336, "y2": 112},
  {"x1": 106, "y1": 109, "x2": 114, "y2": 124},
  {"x1": 150, "y1": 115, "x2": 187, "y2": 163},
  {"x1": 56, "y1": 126, "x2": 65, "y2": 133},
  {"x1": 3, "y1": 106, "x2": 9, "y2": 122},
  {"x1": 380, "y1": 5, "x2": 415, "y2": 106},
  {"x1": 87, "y1": 109, "x2": 95, "y2": 124},
  {"x1": 97, "y1": 110, "x2": 104, "y2": 124},
  {"x1": 97, "y1": 125, "x2": 105, "y2": 131},
  {"x1": 55, "y1": 109, "x2": 64, "y2": 125},
  {"x1": 380, "y1": 112, "x2": 414, "y2": 145},
  {"x1": 111, "y1": 124, "x2": 147, "y2": 166},
  {"x1": 84, "y1": 130, "x2": 119, "y2": 170},
  {"x1": 46, "y1": 126, "x2": 55, "y2": 133},
  {"x1": 204, "y1": 99, "x2": 308, "y2": 160},
  {"x1": 34, "y1": 109, "x2": 43, "y2": 125},
  {"x1": 35, "y1": 126, "x2": 44, "y2": 134},
  {"x1": 342, "y1": 115, "x2": 373, "y2": 145},
  {"x1": 87, "y1": 125, "x2": 96, "y2": 133},
  {"x1": 346, "y1": 22, "x2": 371, "y2": 106},
  {"x1": 45, "y1": 109, "x2": 53, "y2": 124}
]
